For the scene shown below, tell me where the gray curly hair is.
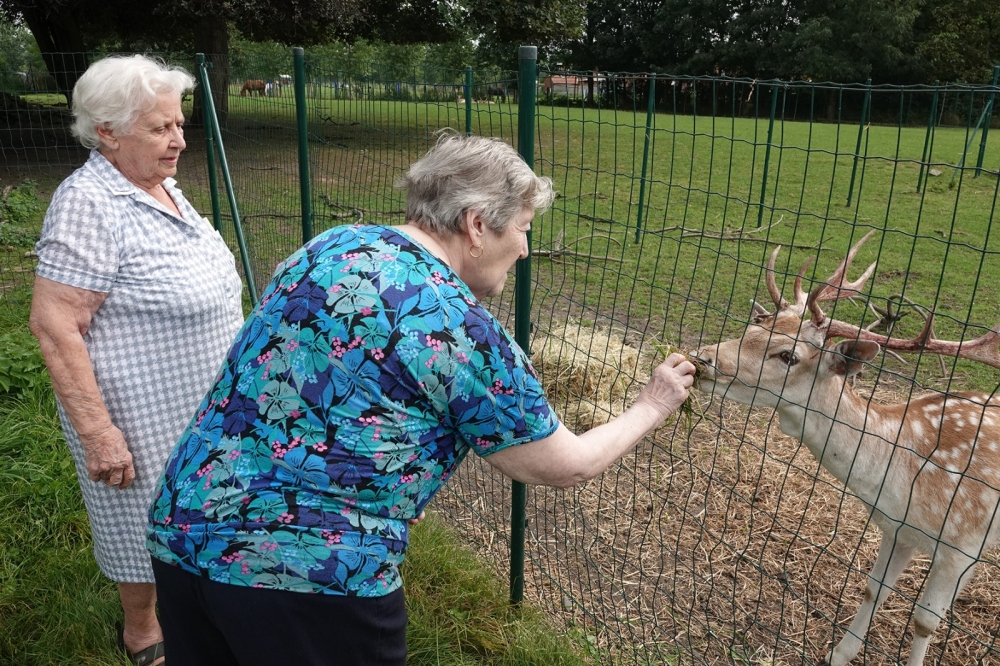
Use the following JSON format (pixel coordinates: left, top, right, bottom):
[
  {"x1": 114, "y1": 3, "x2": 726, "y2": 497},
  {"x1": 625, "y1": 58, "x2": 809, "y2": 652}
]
[
  {"x1": 396, "y1": 133, "x2": 555, "y2": 235},
  {"x1": 71, "y1": 55, "x2": 196, "y2": 150}
]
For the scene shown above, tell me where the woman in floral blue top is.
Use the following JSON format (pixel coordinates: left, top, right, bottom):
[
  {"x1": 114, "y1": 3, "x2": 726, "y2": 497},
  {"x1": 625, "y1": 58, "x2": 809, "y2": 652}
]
[{"x1": 147, "y1": 133, "x2": 696, "y2": 665}]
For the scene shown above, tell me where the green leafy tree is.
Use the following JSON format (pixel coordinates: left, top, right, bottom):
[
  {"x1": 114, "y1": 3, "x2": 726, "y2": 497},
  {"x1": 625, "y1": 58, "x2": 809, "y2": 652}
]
[{"x1": 915, "y1": 0, "x2": 1000, "y2": 83}]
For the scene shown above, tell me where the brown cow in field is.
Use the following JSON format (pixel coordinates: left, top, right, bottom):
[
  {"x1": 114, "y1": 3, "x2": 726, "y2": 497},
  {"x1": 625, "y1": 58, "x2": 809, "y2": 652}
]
[{"x1": 240, "y1": 79, "x2": 266, "y2": 97}]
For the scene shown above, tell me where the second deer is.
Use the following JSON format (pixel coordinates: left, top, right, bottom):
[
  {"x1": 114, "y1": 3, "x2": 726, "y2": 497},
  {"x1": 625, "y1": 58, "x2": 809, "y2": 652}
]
[{"x1": 694, "y1": 231, "x2": 1000, "y2": 666}]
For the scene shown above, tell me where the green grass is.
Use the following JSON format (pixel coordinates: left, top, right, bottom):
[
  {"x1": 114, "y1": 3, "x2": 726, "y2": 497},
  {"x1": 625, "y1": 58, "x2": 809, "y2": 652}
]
[
  {"x1": 0, "y1": 290, "x2": 587, "y2": 665},
  {"x1": 276, "y1": 94, "x2": 1000, "y2": 392}
]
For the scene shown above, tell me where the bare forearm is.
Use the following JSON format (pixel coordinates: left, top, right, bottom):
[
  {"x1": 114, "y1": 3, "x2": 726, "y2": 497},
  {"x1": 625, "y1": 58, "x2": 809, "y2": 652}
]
[
  {"x1": 484, "y1": 353, "x2": 696, "y2": 488},
  {"x1": 36, "y1": 329, "x2": 114, "y2": 438}
]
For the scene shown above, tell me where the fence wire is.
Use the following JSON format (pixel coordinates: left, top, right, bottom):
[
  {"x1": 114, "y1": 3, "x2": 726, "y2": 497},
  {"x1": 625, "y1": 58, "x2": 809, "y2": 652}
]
[{"x1": 3, "y1": 52, "x2": 1000, "y2": 665}]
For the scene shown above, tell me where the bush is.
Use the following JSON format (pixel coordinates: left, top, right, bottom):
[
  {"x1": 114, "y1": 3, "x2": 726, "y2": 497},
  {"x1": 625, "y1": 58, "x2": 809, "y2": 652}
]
[
  {"x1": 0, "y1": 180, "x2": 44, "y2": 249},
  {"x1": 0, "y1": 330, "x2": 47, "y2": 394}
]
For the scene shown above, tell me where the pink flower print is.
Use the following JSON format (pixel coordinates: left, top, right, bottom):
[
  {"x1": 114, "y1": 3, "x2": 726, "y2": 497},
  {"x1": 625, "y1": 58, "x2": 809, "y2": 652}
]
[
  {"x1": 196, "y1": 464, "x2": 213, "y2": 478},
  {"x1": 361, "y1": 306, "x2": 372, "y2": 316},
  {"x1": 221, "y1": 552, "x2": 245, "y2": 563},
  {"x1": 220, "y1": 398, "x2": 229, "y2": 408},
  {"x1": 286, "y1": 340, "x2": 299, "y2": 352},
  {"x1": 489, "y1": 379, "x2": 506, "y2": 395},
  {"x1": 257, "y1": 393, "x2": 269, "y2": 404},
  {"x1": 241, "y1": 562, "x2": 251, "y2": 574},
  {"x1": 241, "y1": 496, "x2": 251, "y2": 505},
  {"x1": 456, "y1": 351, "x2": 468, "y2": 364},
  {"x1": 314, "y1": 442, "x2": 328, "y2": 453},
  {"x1": 329, "y1": 284, "x2": 342, "y2": 294},
  {"x1": 425, "y1": 335, "x2": 443, "y2": 352},
  {"x1": 424, "y1": 353, "x2": 438, "y2": 369},
  {"x1": 277, "y1": 512, "x2": 294, "y2": 524},
  {"x1": 372, "y1": 347, "x2": 385, "y2": 360},
  {"x1": 290, "y1": 409, "x2": 301, "y2": 418},
  {"x1": 431, "y1": 272, "x2": 445, "y2": 285},
  {"x1": 261, "y1": 541, "x2": 279, "y2": 552},
  {"x1": 201, "y1": 501, "x2": 212, "y2": 510},
  {"x1": 371, "y1": 427, "x2": 382, "y2": 442},
  {"x1": 163, "y1": 516, "x2": 172, "y2": 525},
  {"x1": 373, "y1": 452, "x2": 384, "y2": 460},
  {"x1": 180, "y1": 524, "x2": 191, "y2": 533},
  {"x1": 286, "y1": 281, "x2": 298, "y2": 292}
]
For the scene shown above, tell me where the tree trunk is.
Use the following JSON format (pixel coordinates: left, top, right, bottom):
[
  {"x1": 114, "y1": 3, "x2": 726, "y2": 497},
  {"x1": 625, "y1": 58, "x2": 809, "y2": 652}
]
[
  {"x1": 20, "y1": 7, "x2": 89, "y2": 105},
  {"x1": 192, "y1": 14, "x2": 230, "y2": 128}
]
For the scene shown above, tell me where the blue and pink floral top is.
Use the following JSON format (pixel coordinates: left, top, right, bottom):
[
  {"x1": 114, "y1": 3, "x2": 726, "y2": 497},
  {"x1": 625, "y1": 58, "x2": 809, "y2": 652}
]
[{"x1": 147, "y1": 224, "x2": 558, "y2": 596}]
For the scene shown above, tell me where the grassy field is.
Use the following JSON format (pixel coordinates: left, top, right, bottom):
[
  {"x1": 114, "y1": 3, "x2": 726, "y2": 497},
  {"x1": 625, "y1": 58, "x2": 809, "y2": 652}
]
[{"x1": 205, "y1": 90, "x2": 1000, "y2": 394}]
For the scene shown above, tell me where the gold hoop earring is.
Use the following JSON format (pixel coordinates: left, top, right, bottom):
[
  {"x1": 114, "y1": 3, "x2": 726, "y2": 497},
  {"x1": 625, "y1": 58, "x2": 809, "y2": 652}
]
[{"x1": 470, "y1": 244, "x2": 483, "y2": 258}]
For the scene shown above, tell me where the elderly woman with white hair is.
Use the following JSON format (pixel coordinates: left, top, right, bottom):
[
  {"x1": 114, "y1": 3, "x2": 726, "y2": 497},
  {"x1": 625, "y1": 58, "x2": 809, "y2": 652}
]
[
  {"x1": 29, "y1": 55, "x2": 244, "y2": 665},
  {"x1": 146, "y1": 132, "x2": 696, "y2": 665}
]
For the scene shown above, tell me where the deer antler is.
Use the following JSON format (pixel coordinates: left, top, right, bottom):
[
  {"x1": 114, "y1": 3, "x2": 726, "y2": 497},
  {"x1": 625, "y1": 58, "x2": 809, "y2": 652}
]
[
  {"x1": 808, "y1": 234, "x2": 1000, "y2": 370},
  {"x1": 806, "y1": 230, "x2": 878, "y2": 326},
  {"x1": 765, "y1": 246, "x2": 812, "y2": 316},
  {"x1": 825, "y1": 309, "x2": 1000, "y2": 370}
]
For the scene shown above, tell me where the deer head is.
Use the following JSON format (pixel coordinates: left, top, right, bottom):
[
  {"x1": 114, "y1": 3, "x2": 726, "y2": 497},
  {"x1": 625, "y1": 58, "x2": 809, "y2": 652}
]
[{"x1": 695, "y1": 231, "x2": 1000, "y2": 411}]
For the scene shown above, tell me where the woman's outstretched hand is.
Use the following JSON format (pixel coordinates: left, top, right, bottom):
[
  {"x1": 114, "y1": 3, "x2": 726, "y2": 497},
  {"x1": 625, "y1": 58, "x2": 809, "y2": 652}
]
[{"x1": 637, "y1": 353, "x2": 697, "y2": 420}]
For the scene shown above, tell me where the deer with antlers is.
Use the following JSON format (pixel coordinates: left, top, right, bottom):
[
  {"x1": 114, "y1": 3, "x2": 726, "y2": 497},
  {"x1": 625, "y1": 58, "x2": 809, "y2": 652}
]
[{"x1": 693, "y1": 231, "x2": 1000, "y2": 666}]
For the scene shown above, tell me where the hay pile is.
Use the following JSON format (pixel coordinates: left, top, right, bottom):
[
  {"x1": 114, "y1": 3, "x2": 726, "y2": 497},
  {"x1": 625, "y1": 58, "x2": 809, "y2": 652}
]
[{"x1": 531, "y1": 320, "x2": 652, "y2": 432}]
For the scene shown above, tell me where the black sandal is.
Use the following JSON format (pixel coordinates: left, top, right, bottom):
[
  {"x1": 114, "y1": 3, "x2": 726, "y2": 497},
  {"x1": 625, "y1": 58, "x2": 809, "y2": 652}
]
[{"x1": 116, "y1": 621, "x2": 165, "y2": 666}]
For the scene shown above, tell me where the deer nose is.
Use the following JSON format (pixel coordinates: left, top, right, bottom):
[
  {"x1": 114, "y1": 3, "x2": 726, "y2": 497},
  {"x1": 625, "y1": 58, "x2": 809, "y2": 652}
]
[{"x1": 693, "y1": 346, "x2": 715, "y2": 366}]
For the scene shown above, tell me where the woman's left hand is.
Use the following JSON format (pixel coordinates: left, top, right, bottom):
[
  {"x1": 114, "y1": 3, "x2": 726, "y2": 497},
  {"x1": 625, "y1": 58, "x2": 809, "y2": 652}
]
[{"x1": 408, "y1": 511, "x2": 426, "y2": 526}]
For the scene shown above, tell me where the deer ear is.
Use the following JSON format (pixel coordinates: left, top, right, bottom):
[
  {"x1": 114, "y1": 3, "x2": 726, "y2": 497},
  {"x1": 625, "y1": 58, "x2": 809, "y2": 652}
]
[
  {"x1": 750, "y1": 300, "x2": 771, "y2": 323},
  {"x1": 827, "y1": 340, "x2": 881, "y2": 377}
]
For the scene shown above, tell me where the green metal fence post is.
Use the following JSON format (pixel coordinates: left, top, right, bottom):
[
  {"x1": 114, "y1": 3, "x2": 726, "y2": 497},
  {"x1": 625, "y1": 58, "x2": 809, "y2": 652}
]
[
  {"x1": 917, "y1": 81, "x2": 940, "y2": 193},
  {"x1": 846, "y1": 78, "x2": 872, "y2": 207},
  {"x1": 975, "y1": 66, "x2": 1000, "y2": 177},
  {"x1": 635, "y1": 75, "x2": 656, "y2": 243},
  {"x1": 756, "y1": 83, "x2": 780, "y2": 227},
  {"x1": 510, "y1": 44, "x2": 537, "y2": 608},
  {"x1": 196, "y1": 56, "x2": 259, "y2": 306},
  {"x1": 196, "y1": 53, "x2": 223, "y2": 233},
  {"x1": 293, "y1": 47, "x2": 313, "y2": 244},
  {"x1": 464, "y1": 66, "x2": 473, "y2": 135}
]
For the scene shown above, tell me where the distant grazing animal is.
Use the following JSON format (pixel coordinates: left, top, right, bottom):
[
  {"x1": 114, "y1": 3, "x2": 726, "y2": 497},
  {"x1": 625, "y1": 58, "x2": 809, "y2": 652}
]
[
  {"x1": 240, "y1": 79, "x2": 266, "y2": 97},
  {"x1": 486, "y1": 86, "x2": 507, "y2": 103}
]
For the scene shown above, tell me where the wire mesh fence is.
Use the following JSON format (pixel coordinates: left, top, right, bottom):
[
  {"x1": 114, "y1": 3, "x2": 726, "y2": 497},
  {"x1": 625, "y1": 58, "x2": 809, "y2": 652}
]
[{"x1": 3, "y1": 50, "x2": 1000, "y2": 665}]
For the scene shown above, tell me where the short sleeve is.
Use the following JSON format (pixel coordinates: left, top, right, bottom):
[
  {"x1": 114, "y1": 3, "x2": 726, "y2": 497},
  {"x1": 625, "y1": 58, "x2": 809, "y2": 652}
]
[
  {"x1": 35, "y1": 184, "x2": 119, "y2": 293},
  {"x1": 441, "y1": 304, "x2": 560, "y2": 457}
]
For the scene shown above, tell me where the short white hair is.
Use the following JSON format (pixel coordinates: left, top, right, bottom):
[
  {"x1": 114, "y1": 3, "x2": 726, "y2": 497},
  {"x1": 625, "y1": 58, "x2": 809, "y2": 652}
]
[
  {"x1": 71, "y1": 55, "x2": 196, "y2": 149},
  {"x1": 396, "y1": 133, "x2": 555, "y2": 236}
]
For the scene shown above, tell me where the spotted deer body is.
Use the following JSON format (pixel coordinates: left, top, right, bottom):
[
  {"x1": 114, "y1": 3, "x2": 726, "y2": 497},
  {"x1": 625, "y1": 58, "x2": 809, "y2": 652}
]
[{"x1": 694, "y1": 233, "x2": 1000, "y2": 666}]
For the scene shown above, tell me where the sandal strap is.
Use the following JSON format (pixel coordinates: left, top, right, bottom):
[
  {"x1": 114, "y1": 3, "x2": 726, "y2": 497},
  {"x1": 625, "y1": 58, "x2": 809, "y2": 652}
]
[{"x1": 126, "y1": 640, "x2": 165, "y2": 666}]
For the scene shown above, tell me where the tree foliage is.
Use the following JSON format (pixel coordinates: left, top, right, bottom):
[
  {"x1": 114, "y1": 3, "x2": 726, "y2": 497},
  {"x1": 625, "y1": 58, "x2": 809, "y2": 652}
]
[{"x1": 569, "y1": 0, "x2": 999, "y2": 83}]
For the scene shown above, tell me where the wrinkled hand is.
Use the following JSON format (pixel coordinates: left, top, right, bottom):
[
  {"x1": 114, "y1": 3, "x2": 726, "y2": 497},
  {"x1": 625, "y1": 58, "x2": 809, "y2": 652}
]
[
  {"x1": 81, "y1": 425, "x2": 135, "y2": 489},
  {"x1": 638, "y1": 353, "x2": 697, "y2": 419}
]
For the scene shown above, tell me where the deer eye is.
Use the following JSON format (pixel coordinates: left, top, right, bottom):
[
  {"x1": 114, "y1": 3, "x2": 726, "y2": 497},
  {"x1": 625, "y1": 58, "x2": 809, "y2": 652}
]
[{"x1": 776, "y1": 350, "x2": 799, "y2": 366}]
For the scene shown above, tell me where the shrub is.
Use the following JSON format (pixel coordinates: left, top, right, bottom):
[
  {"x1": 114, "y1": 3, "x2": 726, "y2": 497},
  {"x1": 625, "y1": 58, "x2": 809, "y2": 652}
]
[
  {"x1": 0, "y1": 180, "x2": 44, "y2": 249},
  {"x1": 0, "y1": 330, "x2": 47, "y2": 394}
]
